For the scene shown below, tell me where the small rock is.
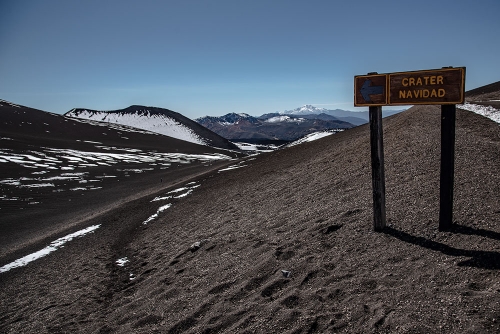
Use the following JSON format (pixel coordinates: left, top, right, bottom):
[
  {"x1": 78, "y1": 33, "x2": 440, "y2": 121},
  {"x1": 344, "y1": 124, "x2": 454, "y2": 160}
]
[
  {"x1": 281, "y1": 270, "x2": 292, "y2": 278},
  {"x1": 189, "y1": 239, "x2": 209, "y2": 252}
]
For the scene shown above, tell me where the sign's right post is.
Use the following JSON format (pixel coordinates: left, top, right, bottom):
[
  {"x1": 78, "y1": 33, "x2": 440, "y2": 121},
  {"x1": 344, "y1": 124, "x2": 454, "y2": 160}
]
[{"x1": 439, "y1": 104, "x2": 456, "y2": 230}]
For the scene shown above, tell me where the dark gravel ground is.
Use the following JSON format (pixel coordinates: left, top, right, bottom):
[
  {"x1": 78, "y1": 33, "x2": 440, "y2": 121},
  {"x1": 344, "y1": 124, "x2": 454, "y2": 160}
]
[
  {"x1": 1, "y1": 104, "x2": 500, "y2": 333},
  {"x1": 0, "y1": 103, "x2": 242, "y2": 263}
]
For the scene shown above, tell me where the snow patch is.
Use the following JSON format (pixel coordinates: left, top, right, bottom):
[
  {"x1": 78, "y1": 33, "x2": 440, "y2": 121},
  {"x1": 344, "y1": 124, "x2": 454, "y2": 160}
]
[
  {"x1": 143, "y1": 204, "x2": 172, "y2": 224},
  {"x1": 116, "y1": 257, "x2": 129, "y2": 267},
  {"x1": 285, "y1": 130, "x2": 341, "y2": 148},
  {"x1": 0, "y1": 225, "x2": 100, "y2": 273},
  {"x1": 0, "y1": 99, "x2": 21, "y2": 108},
  {"x1": 219, "y1": 161, "x2": 248, "y2": 172},
  {"x1": 458, "y1": 102, "x2": 500, "y2": 124},
  {"x1": 265, "y1": 116, "x2": 305, "y2": 123}
]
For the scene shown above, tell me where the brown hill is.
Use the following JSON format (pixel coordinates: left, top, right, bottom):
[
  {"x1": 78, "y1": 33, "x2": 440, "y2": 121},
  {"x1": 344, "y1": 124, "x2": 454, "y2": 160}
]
[
  {"x1": 465, "y1": 80, "x2": 500, "y2": 101},
  {"x1": 1, "y1": 101, "x2": 499, "y2": 333},
  {"x1": 465, "y1": 80, "x2": 500, "y2": 109}
]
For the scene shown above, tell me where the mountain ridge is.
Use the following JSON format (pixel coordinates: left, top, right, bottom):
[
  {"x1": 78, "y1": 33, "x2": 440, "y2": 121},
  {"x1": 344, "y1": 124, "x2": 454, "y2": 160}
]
[
  {"x1": 196, "y1": 105, "x2": 406, "y2": 142},
  {"x1": 196, "y1": 111, "x2": 353, "y2": 142}
]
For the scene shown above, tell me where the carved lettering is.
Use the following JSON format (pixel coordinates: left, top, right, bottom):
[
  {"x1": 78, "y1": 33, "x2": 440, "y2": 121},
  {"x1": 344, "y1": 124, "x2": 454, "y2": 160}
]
[
  {"x1": 400, "y1": 75, "x2": 445, "y2": 87},
  {"x1": 397, "y1": 88, "x2": 447, "y2": 99}
]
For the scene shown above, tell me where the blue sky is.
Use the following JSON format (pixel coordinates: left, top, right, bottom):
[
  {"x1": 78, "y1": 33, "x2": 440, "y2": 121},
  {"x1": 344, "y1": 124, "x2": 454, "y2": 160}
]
[{"x1": 1, "y1": 0, "x2": 499, "y2": 118}]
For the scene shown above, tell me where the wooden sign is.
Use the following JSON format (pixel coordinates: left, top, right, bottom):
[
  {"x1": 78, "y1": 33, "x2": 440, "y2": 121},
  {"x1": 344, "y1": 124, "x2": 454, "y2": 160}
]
[
  {"x1": 354, "y1": 67, "x2": 465, "y2": 106},
  {"x1": 389, "y1": 67, "x2": 465, "y2": 105},
  {"x1": 354, "y1": 66, "x2": 466, "y2": 232},
  {"x1": 354, "y1": 74, "x2": 387, "y2": 106}
]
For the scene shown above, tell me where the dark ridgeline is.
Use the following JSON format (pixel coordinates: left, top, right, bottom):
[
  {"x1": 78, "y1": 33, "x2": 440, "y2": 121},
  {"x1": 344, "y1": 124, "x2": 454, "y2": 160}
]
[
  {"x1": 0, "y1": 101, "x2": 239, "y2": 154},
  {"x1": 464, "y1": 80, "x2": 500, "y2": 109}
]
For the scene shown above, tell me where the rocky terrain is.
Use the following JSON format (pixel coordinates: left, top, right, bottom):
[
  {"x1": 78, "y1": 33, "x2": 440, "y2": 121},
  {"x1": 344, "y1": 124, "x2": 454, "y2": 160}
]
[{"x1": 1, "y1": 88, "x2": 499, "y2": 333}]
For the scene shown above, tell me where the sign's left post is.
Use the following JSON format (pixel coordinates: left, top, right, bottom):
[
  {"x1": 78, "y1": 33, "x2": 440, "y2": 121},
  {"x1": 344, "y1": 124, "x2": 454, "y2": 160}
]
[{"x1": 354, "y1": 73, "x2": 388, "y2": 231}]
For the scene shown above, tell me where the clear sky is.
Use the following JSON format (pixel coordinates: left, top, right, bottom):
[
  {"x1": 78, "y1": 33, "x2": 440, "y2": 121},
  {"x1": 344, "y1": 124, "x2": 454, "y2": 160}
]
[{"x1": 1, "y1": 0, "x2": 499, "y2": 118}]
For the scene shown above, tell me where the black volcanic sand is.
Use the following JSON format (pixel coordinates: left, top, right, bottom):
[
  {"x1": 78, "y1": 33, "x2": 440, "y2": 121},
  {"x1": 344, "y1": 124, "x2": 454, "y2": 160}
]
[
  {"x1": 1, "y1": 105, "x2": 500, "y2": 333},
  {"x1": 0, "y1": 160, "x2": 234, "y2": 264},
  {"x1": 0, "y1": 104, "x2": 243, "y2": 263}
]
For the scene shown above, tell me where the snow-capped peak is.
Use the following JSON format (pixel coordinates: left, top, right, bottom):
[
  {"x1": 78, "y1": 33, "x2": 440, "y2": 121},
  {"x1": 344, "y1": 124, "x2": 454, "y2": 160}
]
[{"x1": 281, "y1": 105, "x2": 329, "y2": 115}]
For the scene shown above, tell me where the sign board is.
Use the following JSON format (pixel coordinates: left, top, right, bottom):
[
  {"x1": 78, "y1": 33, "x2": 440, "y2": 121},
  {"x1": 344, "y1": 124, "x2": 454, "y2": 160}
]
[
  {"x1": 354, "y1": 74, "x2": 387, "y2": 106},
  {"x1": 354, "y1": 67, "x2": 465, "y2": 106}
]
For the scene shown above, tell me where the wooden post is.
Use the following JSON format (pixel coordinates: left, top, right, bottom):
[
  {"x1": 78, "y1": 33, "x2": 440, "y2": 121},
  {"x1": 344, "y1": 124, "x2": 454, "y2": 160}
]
[
  {"x1": 439, "y1": 104, "x2": 456, "y2": 231},
  {"x1": 369, "y1": 106, "x2": 387, "y2": 231}
]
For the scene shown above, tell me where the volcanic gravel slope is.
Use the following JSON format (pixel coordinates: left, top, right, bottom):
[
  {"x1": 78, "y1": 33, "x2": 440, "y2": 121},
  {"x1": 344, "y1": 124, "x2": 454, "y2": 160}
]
[
  {"x1": 1, "y1": 103, "x2": 500, "y2": 333},
  {"x1": 0, "y1": 101, "x2": 242, "y2": 263}
]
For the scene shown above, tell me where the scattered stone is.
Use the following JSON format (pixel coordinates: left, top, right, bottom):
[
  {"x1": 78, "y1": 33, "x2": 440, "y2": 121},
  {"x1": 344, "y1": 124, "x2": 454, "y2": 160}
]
[
  {"x1": 281, "y1": 270, "x2": 292, "y2": 278},
  {"x1": 189, "y1": 239, "x2": 209, "y2": 252}
]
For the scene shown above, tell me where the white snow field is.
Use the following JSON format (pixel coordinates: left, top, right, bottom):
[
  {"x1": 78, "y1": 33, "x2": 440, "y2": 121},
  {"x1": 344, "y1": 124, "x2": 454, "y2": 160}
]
[
  {"x1": 67, "y1": 109, "x2": 207, "y2": 145},
  {"x1": 458, "y1": 102, "x2": 500, "y2": 124},
  {"x1": 0, "y1": 145, "x2": 233, "y2": 201},
  {"x1": 233, "y1": 142, "x2": 278, "y2": 153}
]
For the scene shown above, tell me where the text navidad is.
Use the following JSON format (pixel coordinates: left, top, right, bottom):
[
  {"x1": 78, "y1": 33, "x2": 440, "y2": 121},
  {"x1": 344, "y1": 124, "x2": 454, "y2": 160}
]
[{"x1": 397, "y1": 75, "x2": 445, "y2": 99}]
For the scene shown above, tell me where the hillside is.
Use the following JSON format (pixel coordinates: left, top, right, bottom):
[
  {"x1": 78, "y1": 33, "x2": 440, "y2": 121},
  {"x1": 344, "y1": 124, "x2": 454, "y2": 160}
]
[
  {"x1": 465, "y1": 80, "x2": 500, "y2": 102},
  {"x1": 1, "y1": 98, "x2": 499, "y2": 333},
  {"x1": 66, "y1": 105, "x2": 239, "y2": 151},
  {"x1": 460, "y1": 81, "x2": 500, "y2": 122},
  {"x1": 0, "y1": 100, "x2": 242, "y2": 262}
]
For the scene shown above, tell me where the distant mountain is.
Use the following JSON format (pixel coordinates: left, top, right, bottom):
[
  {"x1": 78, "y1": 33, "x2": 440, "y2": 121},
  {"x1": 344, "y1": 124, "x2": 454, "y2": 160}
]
[
  {"x1": 280, "y1": 104, "x2": 404, "y2": 125},
  {"x1": 281, "y1": 104, "x2": 330, "y2": 115},
  {"x1": 195, "y1": 112, "x2": 352, "y2": 142},
  {"x1": 65, "y1": 106, "x2": 239, "y2": 151}
]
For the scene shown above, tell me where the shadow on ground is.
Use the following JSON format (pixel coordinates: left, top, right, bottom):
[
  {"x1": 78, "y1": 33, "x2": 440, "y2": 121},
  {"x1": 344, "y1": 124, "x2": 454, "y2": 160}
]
[{"x1": 383, "y1": 225, "x2": 500, "y2": 270}]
